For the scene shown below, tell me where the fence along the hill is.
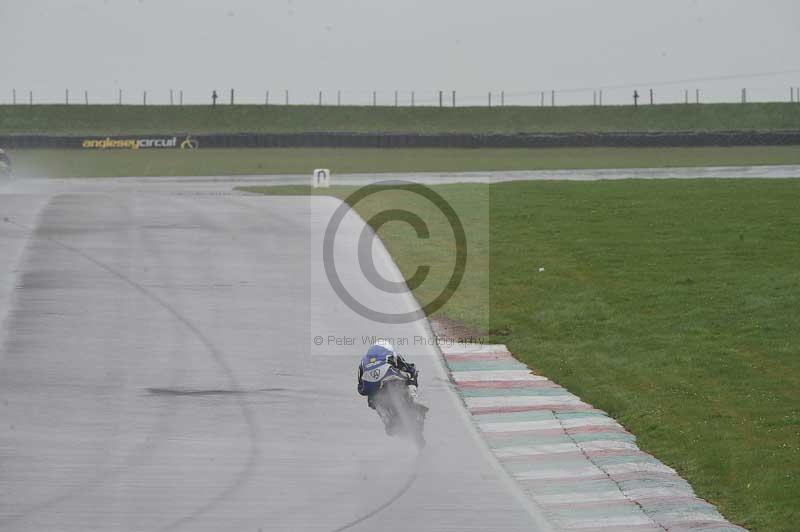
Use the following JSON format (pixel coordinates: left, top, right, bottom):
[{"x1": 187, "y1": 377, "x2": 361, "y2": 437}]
[{"x1": 6, "y1": 85, "x2": 800, "y2": 107}]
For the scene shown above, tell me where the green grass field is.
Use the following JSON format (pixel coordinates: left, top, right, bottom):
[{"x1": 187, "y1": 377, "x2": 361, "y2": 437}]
[
  {"x1": 8, "y1": 146, "x2": 800, "y2": 178},
  {"x1": 2, "y1": 102, "x2": 799, "y2": 135},
  {"x1": 243, "y1": 180, "x2": 800, "y2": 532}
]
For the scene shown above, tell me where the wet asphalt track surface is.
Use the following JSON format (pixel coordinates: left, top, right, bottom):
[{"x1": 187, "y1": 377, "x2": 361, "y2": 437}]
[
  {"x1": 3, "y1": 166, "x2": 796, "y2": 530},
  {"x1": 0, "y1": 177, "x2": 551, "y2": 532}
]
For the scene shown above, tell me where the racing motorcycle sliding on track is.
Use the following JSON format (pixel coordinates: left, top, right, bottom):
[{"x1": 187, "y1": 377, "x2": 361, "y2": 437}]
[{"x1": 364, "y1": 363, "x2": 429, "y2": 448}]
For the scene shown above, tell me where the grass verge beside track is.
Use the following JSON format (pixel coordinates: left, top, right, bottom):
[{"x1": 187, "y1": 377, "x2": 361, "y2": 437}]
[
  {"x1": 242, "y1": 179, "x2": 800, "y2": 532},
  {"x1": 8, "y1": 146, "x2": 800, "y2": 177},
  {"x1": 2, "y1": 103, "x2": 800, "y2": 135}
]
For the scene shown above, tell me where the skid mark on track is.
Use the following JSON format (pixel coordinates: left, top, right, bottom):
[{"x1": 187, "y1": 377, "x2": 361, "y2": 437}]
[
  {"x1": 0, "y1": 197, "x2": 189, "y2": 529},
  {"x1": 139, "y1": 194, "x2": 264, "y2": 531},
  {"x1": 328, "y1": 453, "x2": 422, "y2": 532},
  {"x1": 146, "y1": 387, "x2": 287, "y2": 396},
  {"x1": 217, "y1": 193, "x2": 430, "y2": 532},
  {"x1": 3, "y1": 210, "x2": 261, "y2": 532}
]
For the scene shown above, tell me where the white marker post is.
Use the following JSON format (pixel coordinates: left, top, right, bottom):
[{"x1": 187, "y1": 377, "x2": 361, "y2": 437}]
[{"x1": 312, "y1": 169, "x2": 331, "y2": 188}]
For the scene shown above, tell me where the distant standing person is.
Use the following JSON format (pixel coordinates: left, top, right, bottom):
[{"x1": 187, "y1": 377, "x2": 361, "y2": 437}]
[
  {"x1": 633, "y1": 90, "x2": 639, "y2": 108},
  {"x1": 212, "y1": 90, "x2": 218, "y2": 107}
]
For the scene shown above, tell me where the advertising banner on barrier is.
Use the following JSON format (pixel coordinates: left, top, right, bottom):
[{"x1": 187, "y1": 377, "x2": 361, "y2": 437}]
[
  {"x1": 80, "y1": 136, "x2": 199, "y2": 150},
  {"x1": 1, "y1": 131, "x2": 800, "y2": 150}
]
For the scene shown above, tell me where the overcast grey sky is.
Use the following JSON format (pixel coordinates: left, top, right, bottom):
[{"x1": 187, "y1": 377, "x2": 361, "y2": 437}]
[{"x1": 2, "y1": 0, "x2": 799, "y2": 106}]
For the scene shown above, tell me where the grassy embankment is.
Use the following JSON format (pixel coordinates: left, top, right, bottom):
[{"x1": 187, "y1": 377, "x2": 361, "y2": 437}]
[
  {"x1": 242, "y1": 180, "x2": 800, "y2": 532},
  {"x1": 3, "y1": 103, "x2": 799, "y2": 177},
  {"x1": 2, "y1": 103, "x2": 800, "y2": 134}
]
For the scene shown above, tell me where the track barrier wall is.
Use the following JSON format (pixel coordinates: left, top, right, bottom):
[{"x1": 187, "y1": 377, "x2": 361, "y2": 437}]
[{"x1": 2, "y1": 131, "x2": 800, "y2": 150}]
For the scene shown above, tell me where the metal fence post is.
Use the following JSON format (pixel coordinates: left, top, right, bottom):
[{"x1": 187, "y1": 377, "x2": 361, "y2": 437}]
[
  {"x1": 394, "y1": 90, "x2": 398, "y2": 107},
  {"x1": 285, "y1": 89, "x2": 289, "y2": 105},
  {"x1": 12, "y1": 89, "x2": 16, "y2": 105},
  {"x1": 119, "y1": 89, "x2": 122, "y2": 105},
  {"x1": 265, "y1": 91, "x2": 269, "y2": 105},
  {"x1": 180, "y1": 90, "x2": 183, "y2": 106},
  {"x1": 66, "y1": 89, "x2": 69, "y2": 105},
  {"x1": 501, "y1": 91, "x2": 505, "y2": 107},
  {"x1": 29, "y1": 91, "x2": 33, "y2": 105},
  {"x1": 695, "y1": 89, "x2": 699, "y2": 104},
  {"x1": 143, "y1": 91, "x2": 147, "y2": 106},
  {"x1": 373, "y1": 91, "x2": 377, "y2": 106},
  {"x1": 319, "y1": 90, "x2": 322, "y2": 106},
  {"x1": 599, "y1": 89, "x2": 603, "y2": 106},
  {"x1": 170, "y1": 89, "x2": 174, "y2": 105},
  {"x1": 84, "y1": 90, "x2": 88, "y2": 105},
  {"x1": 488, "y1": 92, "x2": 492, "y2": 107},
  {"x1": 649, "y1": 88, "x2": 653, "y2": 105},
  {"x1": 452, "y1": 90, "x2": 456, "y2": 107},
  {"x1": 230, "y1": 89, "x2": 234, "y2": 105},
  {"x1": 411, "y1": 91, "x2": 415, "y2": 107},
  {"x1": 540, "y1": 91, "x2": 544, "y2": 106},
  {"x1": 551, "y1": 90, "x2": 555, "y2": 107},
  {"x1": 685, "y1": 89, "x2": 689, "y2": 104},
  {"x1": 439, "y1": 91, "x2": 443, "y2": 108},
  {"x1": 337, "y1": 90, "x2": 341, "y2": 106},
  {"x1": 741, "y1": 88, "x2": 746, "y2": 104}
]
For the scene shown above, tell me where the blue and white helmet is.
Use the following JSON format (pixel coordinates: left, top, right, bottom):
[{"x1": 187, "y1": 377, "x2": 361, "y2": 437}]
[
  {"x1": 362, "y1": 339, "x2": 397, "y2": 369},
  {"x1": 375, "y1": 339, "x2": 395, "y2": 354}
]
